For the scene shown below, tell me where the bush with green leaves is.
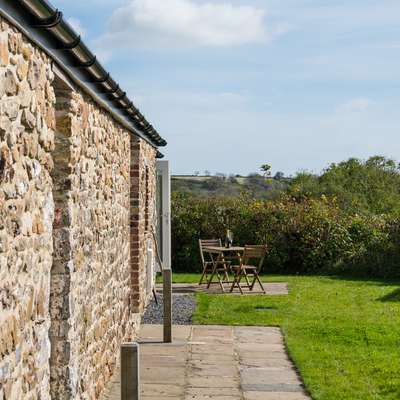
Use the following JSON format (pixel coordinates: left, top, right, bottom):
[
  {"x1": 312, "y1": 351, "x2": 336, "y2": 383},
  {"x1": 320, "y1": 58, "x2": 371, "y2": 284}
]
[
  {"x1": 171, "y1": 192, "x2": 400, "y2": 277},
  {"x1": 289, "y1": 156, "x2": 400, "y2": 214}
]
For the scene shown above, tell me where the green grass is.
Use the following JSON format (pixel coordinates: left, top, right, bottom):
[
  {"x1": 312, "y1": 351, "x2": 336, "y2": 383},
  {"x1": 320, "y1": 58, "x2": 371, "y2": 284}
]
[{"x1": 170, "y1": 273, "x2": 400, "y2": 400}]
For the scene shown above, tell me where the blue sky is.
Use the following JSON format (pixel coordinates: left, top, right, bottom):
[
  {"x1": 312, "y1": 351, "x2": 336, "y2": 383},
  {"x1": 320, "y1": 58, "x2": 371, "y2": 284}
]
[{"x1": 53, "y1": 0, "x2": 400, "y2": 176}]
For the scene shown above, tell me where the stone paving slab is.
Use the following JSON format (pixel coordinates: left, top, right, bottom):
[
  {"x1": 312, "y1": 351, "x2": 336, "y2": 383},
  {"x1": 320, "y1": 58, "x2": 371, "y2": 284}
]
[
  {"x1": 100, "y1": 325, "x2": 310, "y2": 400},
  {"x1": 244, "y1": 393, "x2": 310, "y2": 400},
  {"x1": 156, "y1": 282, "x2": 289, "y2": 296}
]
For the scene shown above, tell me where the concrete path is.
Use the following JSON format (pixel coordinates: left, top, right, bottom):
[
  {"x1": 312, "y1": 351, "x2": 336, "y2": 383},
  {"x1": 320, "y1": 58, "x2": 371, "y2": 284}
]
[
  {"x1": 156, "y1": 282, "x2": 289, "y2": 296},
  {"x1": 101, "y1": 325, "x2": 310, "y2": 400}
]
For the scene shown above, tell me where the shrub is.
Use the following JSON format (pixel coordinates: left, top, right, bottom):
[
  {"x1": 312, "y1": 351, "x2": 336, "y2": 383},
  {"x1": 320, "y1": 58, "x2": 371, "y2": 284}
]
[
  {"x1": 171, "y1": 193, "x2": 400, "y2": 278},
  {"x1": 289, "y1": 156, "x2": 400, "y2": 215}
]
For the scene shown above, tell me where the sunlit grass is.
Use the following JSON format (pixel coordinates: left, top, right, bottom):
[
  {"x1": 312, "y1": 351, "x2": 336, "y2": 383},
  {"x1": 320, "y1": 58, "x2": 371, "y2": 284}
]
[{"x1": 170, "y1": 273, "x2": 400, "y2": 400}]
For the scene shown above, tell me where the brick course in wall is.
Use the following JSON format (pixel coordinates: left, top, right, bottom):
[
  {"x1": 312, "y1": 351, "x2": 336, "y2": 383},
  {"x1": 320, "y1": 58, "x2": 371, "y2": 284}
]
[
  {"x1": 0, "y1": 14, "x2": 160, "y2": 400},
  {"x1": 129, "y1": 139, "x2": 157, "y2": 314}
]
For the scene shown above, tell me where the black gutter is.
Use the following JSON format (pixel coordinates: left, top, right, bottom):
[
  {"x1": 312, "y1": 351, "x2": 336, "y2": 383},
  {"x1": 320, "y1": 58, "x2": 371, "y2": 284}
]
[{"x1": 0, "y1": 0, "x2": 167, "y2": 151}]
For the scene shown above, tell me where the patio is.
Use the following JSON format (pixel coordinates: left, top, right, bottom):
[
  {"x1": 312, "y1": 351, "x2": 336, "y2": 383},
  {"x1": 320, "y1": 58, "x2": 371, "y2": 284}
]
[
  {"x1": 156, "y1": 282, "x2": 289, "y2": 295},
  {"x1": 101, "y1": 324, "x2": 310, "y2": 400}
]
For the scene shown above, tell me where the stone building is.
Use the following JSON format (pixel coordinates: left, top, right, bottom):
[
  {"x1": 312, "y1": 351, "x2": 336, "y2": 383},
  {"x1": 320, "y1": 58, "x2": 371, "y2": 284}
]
[{"x1": 0, "y1": 1, "x2": 168, "y2": 399}]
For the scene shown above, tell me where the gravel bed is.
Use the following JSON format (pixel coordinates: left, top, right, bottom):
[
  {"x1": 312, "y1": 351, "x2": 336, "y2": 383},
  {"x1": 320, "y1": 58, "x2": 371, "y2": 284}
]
[{"x1": 142, "y1": 294, "x2": 196, "y2": 325}]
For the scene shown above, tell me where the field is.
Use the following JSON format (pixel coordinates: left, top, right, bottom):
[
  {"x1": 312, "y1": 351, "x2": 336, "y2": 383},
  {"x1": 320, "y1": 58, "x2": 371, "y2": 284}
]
[{"x1": 172, "y1": 175, "x2": 289, "y2": 198}]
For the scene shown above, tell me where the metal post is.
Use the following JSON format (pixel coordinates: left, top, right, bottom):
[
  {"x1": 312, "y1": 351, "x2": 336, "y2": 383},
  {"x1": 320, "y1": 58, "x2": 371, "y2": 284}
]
[
  {"x1": 163, "y1": 268, "x2": 172, "y2": 343},
  {"x1": 156, "y1": 160, "x2": 171, "y2": 270},
  {"x1": 121, "y1": 343, "x2": 140, "y2": 400}
]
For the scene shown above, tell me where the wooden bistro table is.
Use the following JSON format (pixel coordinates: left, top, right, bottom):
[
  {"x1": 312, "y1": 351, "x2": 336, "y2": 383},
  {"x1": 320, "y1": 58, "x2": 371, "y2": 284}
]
[{"x1": 202, "y1": 246, "x2": 244, "y2": 292}]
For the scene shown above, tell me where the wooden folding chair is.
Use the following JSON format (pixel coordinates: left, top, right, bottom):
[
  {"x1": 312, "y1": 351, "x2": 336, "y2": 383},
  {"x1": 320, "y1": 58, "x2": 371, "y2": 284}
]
[
  {"x1": 230, "y1": 245, "x2": 267, "y2": 294},
  {"x1": 198, "y1": 239, "x2": 230, "y2": 286}
]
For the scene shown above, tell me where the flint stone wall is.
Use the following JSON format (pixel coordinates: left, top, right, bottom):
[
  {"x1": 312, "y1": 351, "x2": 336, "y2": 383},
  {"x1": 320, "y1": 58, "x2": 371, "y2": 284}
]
[
  {"x1": 0, "y1": 17, "x2": 55, "y2": 400},
  {"x1": 0, "y1": 14, "x2": 158, "y2": 400}
]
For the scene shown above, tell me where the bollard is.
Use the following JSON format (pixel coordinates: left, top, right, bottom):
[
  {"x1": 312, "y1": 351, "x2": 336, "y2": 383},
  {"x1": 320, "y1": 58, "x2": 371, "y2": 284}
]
[
  {"x1": 163, "y1": 268, "x2": 172, "y2": 343},
  {"x1": 121, "y1": 343, "x2": 140, "y2": 400}
]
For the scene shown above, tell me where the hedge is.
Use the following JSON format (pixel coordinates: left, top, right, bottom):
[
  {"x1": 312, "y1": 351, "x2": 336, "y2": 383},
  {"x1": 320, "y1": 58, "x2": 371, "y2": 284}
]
[{"x1": 171, "y1": 192, "x2": 400, "y2": 277}]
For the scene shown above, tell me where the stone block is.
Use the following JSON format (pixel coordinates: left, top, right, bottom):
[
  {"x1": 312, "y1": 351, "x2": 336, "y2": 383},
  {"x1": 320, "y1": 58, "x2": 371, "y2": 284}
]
[
  {"x1": 1, "y1": 97, "x2": 20, "y2": 120},
  {"x1": 16, "y1": 58, "x2": 28, "y2": 81},
  {"x1": 5, "y1": 69, "x2": 17, "y2": 96},
  {"x1": 0, "y1": 32, "x2": 9, "y2": 66},
  {"x1": 0, "y1": 116, "x2": 11, "y2": 138},
  {"x1": 9, "y1": 33, "x2": 22, "y2": 55},
  {"x1": 21, "y1": 109, "x2": 35, "y2": 131}
]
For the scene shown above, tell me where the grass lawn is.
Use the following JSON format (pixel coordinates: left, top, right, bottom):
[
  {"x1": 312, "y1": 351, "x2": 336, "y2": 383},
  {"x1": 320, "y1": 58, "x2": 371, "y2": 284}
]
[{"x1": 169, "y1": 273, "x2": 400, "y2": 400}]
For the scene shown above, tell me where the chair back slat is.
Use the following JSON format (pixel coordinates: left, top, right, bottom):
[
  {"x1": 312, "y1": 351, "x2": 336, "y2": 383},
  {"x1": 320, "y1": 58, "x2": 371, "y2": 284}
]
[
  {"x1": 199, "y1": 239, "x2": 222, "y2": 264},
  {"x1": 200, "y1": 239, "x2": 221, "y2": 247},
  {"x1": 242, "y1": 245, "x2": 267, "y2": 272}
]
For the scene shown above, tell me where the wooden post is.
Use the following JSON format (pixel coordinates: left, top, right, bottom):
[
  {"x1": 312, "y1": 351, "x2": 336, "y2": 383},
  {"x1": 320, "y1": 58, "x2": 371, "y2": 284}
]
[
  {"x1": 163, "y1": 268, "x2": 172, "y2": 343},
  {"x1": 121, "y1": 343, "x2": 140, "y2": 400}
]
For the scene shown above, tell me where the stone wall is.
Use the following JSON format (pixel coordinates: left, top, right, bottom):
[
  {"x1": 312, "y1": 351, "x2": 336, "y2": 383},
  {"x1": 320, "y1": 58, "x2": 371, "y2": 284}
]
[
  {"x1": 0, "y1": 14, "x2": 159, "y2": 400},
  {"x1": 0, "y1": 17, "x2": 55, "y2": 400},
  {"x1": 49, "y1": 85, "x2": 146, "y2": 399}
]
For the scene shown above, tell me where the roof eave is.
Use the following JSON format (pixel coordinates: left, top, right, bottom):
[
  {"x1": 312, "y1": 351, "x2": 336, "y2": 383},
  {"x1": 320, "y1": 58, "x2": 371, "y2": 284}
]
[{"x1": 0, "y1": 0, "x2": 167, "y2": 148}]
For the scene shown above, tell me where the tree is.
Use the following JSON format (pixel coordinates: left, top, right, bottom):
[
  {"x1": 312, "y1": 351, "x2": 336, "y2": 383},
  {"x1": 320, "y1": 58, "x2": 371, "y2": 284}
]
[
  {"x1": 260, "y1": 164, "x2": 272, "y2": 178},
  {"x1": 289, "y1": 155, "x2": 400, "y2": 214},
  {"x1": 274, "y1": 171, "x2": 285, "y2": 180},
  {"x1": 203, "y1": 176, "x2": 224, "y2": 191},
  {"x1": 228, "y1": 174, "x2": 238, "y2": 184}
]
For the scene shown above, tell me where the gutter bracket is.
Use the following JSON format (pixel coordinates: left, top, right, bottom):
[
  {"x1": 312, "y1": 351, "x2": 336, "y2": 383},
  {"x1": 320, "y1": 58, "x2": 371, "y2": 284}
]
[{"x1": 32, "y1": 9, "x2": 62, "y2": 28}]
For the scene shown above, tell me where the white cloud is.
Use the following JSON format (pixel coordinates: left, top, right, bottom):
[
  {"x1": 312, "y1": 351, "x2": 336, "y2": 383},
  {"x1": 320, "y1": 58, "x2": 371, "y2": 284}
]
[
  {"x1": 96, "y1": 0, "x2": 286, "y2": 51},
  {"x1": 337, "y1": 97, "x2": 374, "y2": 113},
  {"x1": 67, "y1": 17, "x2": 87, "y2": 38}
]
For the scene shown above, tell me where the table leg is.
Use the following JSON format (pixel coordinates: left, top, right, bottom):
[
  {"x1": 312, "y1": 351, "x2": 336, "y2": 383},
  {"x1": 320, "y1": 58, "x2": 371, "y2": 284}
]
[
  {"x1": 206, "y1": 253, "x2": 217, "y2": 289},
  {"x1": 206, "y1": 252, "x2": 225, "y2": 292}
]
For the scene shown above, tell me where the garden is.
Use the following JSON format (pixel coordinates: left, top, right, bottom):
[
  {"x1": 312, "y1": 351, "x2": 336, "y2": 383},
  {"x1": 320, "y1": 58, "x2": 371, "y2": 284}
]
[
  {"x1": 168, "y1": 156, "x2": 400, "y2": 399},
  {"x1": 166, "y1": 273, "x2": 400, "y2": 400}
]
